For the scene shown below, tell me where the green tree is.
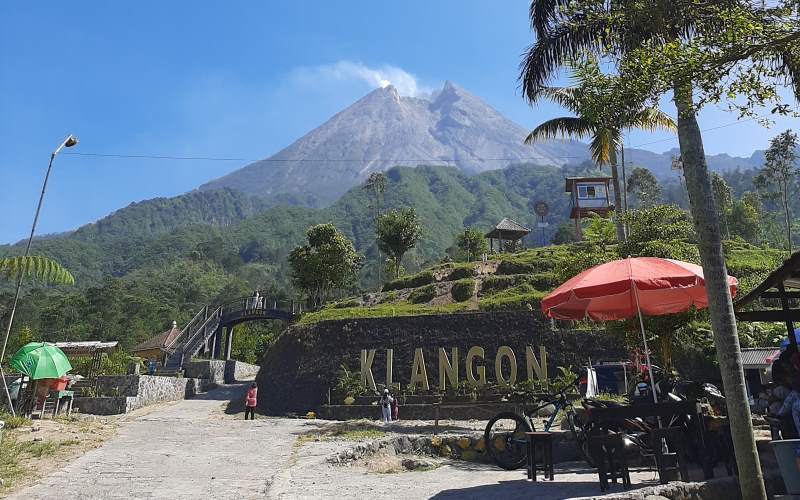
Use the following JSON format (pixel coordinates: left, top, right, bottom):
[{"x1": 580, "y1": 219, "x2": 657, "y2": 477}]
[
  {"x1": 728, "y1": 193, "x2": 762, "y2": 244},
  {"x1": 375, "y1": 208, "x2": 422, "y2": 279},
  {"x1": 364, "y1": 172, "x2": 388, "y2": 284},
  {"x1": 626, "y1": 167, "x2": 662, "y2": 208},
  {"x1": 711, "y1": 173, "x2": 733, "y2": 239},
  {"x1": 551, "y1": 223, "x2": 577, "y2": 245},
  {"x1": 524, "y1": 62, "x2": 676, "y2": 242},
  {"x1": 520, "y1": 3, "x2": 800, "y2": 493},
  {"x1": 456, "y1": 228, "x2": 489, "y2": 262},
  {"x1": 288, "y1": 224, "x2": 362, "y2": 306},
  {"x1": 754, "y1": 130, "x2": 799, "y2": 253}
]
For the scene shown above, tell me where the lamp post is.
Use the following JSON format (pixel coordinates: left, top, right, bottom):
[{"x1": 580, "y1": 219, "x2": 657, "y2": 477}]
[{"x1": 0, "y1": 135, "x2": 78, "y2": 415}]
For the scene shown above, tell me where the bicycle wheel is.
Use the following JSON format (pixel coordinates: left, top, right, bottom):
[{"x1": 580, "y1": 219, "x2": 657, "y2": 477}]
[
  {"x1": 565, "y1": 411, "x2": 594, "y2": 467},
  {"x1": 484, "y1": 412, "x2": 532, "y2": 470}
]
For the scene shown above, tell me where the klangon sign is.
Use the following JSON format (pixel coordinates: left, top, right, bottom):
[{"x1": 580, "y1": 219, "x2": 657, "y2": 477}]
[{"x1": 359, "y1": 345, "x2": 549, "y2": 391}]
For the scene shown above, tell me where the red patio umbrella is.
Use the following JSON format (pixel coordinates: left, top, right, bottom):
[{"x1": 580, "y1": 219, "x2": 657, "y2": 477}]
[{"x1": 542, "y1": 257, "x2": 737, "y2": 402}]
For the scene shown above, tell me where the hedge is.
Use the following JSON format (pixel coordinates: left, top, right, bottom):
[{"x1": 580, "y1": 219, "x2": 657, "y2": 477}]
[
  {"x1": 451, "y1": 278, "x2": 475, "y2": 302},
  {"x1": 382, "y1": 271, "x2": 435, "y2": 291},
  {"x1": 409, "y1": 284, "x2": 436, "y2": 304}
]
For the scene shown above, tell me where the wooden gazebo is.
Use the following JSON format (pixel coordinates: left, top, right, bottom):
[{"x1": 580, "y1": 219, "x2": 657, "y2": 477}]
[
  {"x1": 734, "y1": 251, "x2": 800, "y2": 352},
  {"x1": 485, "y1": 218, "x2": 531, "y2": 253}
]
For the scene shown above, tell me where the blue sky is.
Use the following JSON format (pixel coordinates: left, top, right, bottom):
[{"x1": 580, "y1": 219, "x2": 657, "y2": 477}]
[{"x1": 1, "y1": 1, "x2": 797, "y2": 244}]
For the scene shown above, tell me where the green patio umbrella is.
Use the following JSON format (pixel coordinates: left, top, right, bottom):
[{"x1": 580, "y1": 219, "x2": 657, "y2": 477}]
[{"x1": 10, "y1": 342, "x2": 72, "y2": 380}]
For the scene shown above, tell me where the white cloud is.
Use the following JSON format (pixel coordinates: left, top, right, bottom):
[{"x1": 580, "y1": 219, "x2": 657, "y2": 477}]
[{"x1": 291, "y1": 60, "x2": 431, "y2": 97}]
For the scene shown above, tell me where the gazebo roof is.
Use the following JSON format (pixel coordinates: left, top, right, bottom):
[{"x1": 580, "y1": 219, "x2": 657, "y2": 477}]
[{"x1": 485, "y1": 218, "x2": 531, "y2": 239}]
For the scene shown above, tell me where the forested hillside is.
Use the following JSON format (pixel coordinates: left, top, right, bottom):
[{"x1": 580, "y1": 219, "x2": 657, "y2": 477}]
[{"x1": 0, "y1": 160, "x2": 791, "y2": 355}]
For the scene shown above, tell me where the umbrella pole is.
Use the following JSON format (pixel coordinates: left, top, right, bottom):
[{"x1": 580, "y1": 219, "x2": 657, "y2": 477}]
[
  {"x1": 0, "y1": 364, "x2": 15, "y2": 416},
  {"x1": 632, "y1": 282, "x2": 659, "y2": 404}
]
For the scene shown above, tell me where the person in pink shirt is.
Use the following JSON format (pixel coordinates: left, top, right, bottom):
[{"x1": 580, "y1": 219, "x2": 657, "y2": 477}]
[{"x1": 244, "y1": 382, "x2": 258, "y2": 420}]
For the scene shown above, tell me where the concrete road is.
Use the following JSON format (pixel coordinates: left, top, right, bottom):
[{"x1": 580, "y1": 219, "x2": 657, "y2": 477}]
[
  {"x1": 12, "y1": 384, "x2": 667, "y2": 499},
  {"x1": 11, "y1": 385, "x2": 307, "y2": 500}
]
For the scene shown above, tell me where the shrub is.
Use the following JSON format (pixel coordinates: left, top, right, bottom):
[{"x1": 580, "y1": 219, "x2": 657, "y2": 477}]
[
  {"x1": 445, "y1": 265, "x2": 476, "y2": 281},
  {"x1": 480, "y1": 273, "x2": 559, "y2": 295},
  {"x1": 382, "y1": 271, "x2": 435, "y2": 291},
  {"x1": 451, "y1": 278, "x2": 475, "y2": 302},
  {"x1": 332, "y1": 298, "x2": 361, "y2": 309},
  {"x1": 378, "y1": 291, "x2": 397, "y2": 304},
  {"x1": 478, "y1": 284, "x2": 546, "y2": 311},
  {"x1": 409, "y1": 284, "x2": 436, "y2": 304},
  {"x1": 0, "y1": 410, "x2": 30, "y2": 430}
]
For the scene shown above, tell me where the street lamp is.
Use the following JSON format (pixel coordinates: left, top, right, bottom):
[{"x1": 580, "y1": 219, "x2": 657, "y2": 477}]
[{"x1": 0, "y1": 134, "x2": 78, "y2": 415}]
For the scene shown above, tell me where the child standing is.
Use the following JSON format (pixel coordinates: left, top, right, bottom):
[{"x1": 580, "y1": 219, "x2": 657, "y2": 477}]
[{"x1": 244, "y1": 382, "x2": 258, "y2": 420}]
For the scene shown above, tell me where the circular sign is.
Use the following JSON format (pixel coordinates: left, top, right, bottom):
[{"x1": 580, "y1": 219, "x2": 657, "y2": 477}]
[{"x1": 533, "y1": 201, "x2": 549, "y2": 217}]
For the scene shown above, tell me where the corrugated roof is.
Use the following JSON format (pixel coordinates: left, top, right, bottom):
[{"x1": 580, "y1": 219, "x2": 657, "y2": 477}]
[
  {"x1": 53, "y1": 341, "x2": 118, "y2": 356},
  {"x1": 740, "y1": 348, "x2": 780, "y2": 367}
]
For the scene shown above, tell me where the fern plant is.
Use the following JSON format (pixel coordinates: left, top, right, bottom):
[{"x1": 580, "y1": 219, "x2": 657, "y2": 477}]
[{"x1": 0, "y1": 256, "x2": 75, "y2": 285}]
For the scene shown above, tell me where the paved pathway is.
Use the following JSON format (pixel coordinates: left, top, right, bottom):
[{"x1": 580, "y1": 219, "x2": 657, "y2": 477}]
[
  {"x1": 11, "y1": 385, "x2": 306, "y2": 499},
  {"x1": 12, "y1": 384, "x2": 669, "y2": 499}
]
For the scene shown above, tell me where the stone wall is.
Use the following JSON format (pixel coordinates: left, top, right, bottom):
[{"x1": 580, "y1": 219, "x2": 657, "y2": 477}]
[
  {"x1": 226, "y1": 360, "x2": 260, "y2": 382},
  {"x1": 257, "y1": 311, "x2": 626, "y2": 415},
  {"x1": 184, "y1": 360, "x2": 226, "y2": 384},
  {"x1": 74, "y1": 375, "x2": 207, "y2": 415},
  {"x1": 183, "y1": 360, "x2": 260, "y2": 384}
]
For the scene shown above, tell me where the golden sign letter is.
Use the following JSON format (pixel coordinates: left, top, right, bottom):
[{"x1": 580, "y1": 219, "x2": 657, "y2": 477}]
[
  {"x1": 360, "y1": 349, "x2": 377, "y2": 391},
  {"x1": 410, "y1": 348, "x2": 430, "y2": 391},
  {"x1": 385, "y1": 348, "x2": 394, "y2": 389},
  {"x1": 495, "y1": 346, "x2": 517, "y2": 387},
  {"x1": 438, "y1": 347, "x2": 458, "y2": 391},
  {"x1": 526, "y1": 345, "x2": 548, "y2": 382},
  {"x1": 466, "y1": 346, "x2": 486, "y2": 386}
]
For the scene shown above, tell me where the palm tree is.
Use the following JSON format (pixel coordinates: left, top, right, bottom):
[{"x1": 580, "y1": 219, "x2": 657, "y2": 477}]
[
  {"x1": 520, "y1": 2, "x2": 799, "y2": 497},
  {"x1": 524, "y1": 68, "x2": 675, "y2": 242}
]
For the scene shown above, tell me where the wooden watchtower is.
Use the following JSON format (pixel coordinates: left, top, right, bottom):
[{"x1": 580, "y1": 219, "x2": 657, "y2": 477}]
[{"x1": 565, "y1": 176, "x2": 613, "y2": 240}]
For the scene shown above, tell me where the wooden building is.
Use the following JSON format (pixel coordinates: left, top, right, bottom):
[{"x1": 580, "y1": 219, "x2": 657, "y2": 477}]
[
  {"x1": 565, "y1": 176, "x2": 613, "y2": 240},
  {"x1": 132, "y1": 321, "x2": 182, "y2": 364}
]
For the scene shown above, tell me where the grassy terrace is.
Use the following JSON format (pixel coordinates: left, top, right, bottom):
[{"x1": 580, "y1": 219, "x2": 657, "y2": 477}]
[{"x1": 295, "y1": 238, "x2": 784, "y2": 326}]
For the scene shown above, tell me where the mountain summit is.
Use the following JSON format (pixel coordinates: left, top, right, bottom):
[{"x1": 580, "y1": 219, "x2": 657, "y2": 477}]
[{"x1": 199, "y1": 81, "x2": 589, "y2": 204}]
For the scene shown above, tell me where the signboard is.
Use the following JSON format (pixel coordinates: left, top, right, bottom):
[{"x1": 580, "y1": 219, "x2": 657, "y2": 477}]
[
  {"x1": 359, "y1": 345, "x2": 549, "y2": 391},
  {"x1": 533, "y1": 201, "x2": 549, "y2": 217}
]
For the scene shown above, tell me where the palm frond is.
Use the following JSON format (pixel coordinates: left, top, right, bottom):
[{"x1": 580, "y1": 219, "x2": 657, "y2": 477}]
[
  {"x1": 589, "y1": 128, "x2": 620, "y2": 166},
  {"x1": 625, "y1": 107, "x2": 677, "y2": 132},
  {"x1": 529, "y1": 0, "x2": 573, "y2": 38},
  {"x1": 535, "y1": 87, "x2": 582, "y2": 113},
  {"x1": 525, "y1": 117, "x2": 594, "y2": 144},
  {"x1": 519, "y1": 16, "x2": 613, "y2": 100},
  {"x1": 0, "y1": 256, "x2": 75, "y2": 285}
]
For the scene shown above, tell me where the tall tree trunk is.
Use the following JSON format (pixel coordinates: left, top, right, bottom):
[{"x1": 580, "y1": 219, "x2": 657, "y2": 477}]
[
  {"x1": 674, "y1": 84, "x2": 766, "y2": 500},
  {"x1": 609, "y1": 158, "x2": 626, "y2": 242},
  {"x1": 782, "y1": 188, "x2": 792, "y2": 253}
]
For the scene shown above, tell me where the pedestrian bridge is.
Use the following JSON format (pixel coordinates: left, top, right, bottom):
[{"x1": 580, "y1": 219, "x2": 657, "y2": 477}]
[{"x1": 163, "y1": 297, "x2": 300, "y2": 369}]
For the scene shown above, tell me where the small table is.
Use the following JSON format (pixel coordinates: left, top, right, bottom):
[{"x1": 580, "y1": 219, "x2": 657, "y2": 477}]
[
  {"x1": 525, "y1": 432, "x2": 555, "y2": 481},
  {"x1": 52, "y1": 390, "x2": 74, "y2": 417}
]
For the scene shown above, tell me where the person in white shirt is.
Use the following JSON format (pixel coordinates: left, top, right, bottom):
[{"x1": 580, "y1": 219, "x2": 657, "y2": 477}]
[{"x1": 380, "y1": 389, "x2": 394, "y2": 423}]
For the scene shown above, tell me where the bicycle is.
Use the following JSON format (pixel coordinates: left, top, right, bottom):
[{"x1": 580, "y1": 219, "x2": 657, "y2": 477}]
[{"x1": 483, "y1": 377, "x2": 591, "y2": 470}]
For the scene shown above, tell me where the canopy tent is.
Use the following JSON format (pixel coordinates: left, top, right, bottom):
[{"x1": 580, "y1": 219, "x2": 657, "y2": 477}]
[
  {"x1": 542, "y1": 257, "x2": 737, "y2": 402},
  {"x1": 734, "y1": 250, "x2": 800, "y2": 351}
]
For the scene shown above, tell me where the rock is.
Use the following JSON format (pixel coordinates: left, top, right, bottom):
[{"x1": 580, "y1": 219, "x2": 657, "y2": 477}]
[
  {"x1": 456, "y1": 437, "x2": 471, "y2": 450},
  {"x1": 394, "y1": 436, "x2": 412, "y2": 454},
  {"x1": 461, "y1": 450, "x2": 478, "y2": 461},
  {"x1": 439, "y1": 444, "x2": 452, "y2": 458},
  {"x1": 474, "y1": 437, "x2": 486, "y2": 452},
  {"x1": 33, "y1": 436, "x2": 43, "y2": 442},
  {"x1": 402, "y1": 458, "x2": 436, "y2": 470},
  {"x1": 431, "y1": 436, "x2": 442, "y2": 447}
]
